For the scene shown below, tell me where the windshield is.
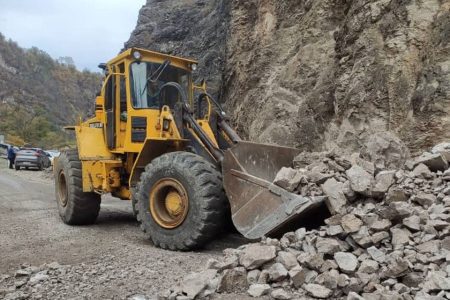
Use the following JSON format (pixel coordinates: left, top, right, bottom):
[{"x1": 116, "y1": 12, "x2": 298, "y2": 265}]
[{"x1": 130, "y1": 61, "x2": 190, "y2": 109}]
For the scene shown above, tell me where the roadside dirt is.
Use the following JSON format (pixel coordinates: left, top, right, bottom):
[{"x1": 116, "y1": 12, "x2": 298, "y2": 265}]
[{"x1": 0, "y1": 161, "x2": 251, "y2": 299}]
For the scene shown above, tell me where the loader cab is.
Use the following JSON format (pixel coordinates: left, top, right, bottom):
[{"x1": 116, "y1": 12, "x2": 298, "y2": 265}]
[{"x1": 98, "y1": 48, "x2": 197, "y2": 154}]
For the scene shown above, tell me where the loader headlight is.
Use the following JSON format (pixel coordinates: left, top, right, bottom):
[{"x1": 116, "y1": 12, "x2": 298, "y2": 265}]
[
  {"x1": 162, "y1": 118, "x2": 171, "y2": 131},
  {"x1": 133, "y1": 51, "x2": 142, "y2": 60},
  {"x1": 191, "y1": 63, "x2": 198, "y2": 71}
]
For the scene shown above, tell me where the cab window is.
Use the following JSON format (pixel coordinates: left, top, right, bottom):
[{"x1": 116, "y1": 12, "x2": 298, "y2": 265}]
[{"x1": 130, "y1": 62, "x2": 190, "y2": 109}]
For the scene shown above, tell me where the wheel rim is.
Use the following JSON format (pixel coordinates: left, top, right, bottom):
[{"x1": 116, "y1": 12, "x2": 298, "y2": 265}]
[
  {"x1": 149, "y1": 178, "x2": 189, "y2": 229},
  {"x1": 58, "y1": 171, "x2": 68, "y2": 207}
]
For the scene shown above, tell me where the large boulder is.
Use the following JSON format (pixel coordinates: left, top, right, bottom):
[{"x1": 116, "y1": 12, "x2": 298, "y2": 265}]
[
  {"x1": 360, "y1": 132, "x2": 410, "y2": 170},
  {"x1": 239, "y1": 244, "x2": 277, "y2": 269},
  {"x1": 346, "y1": 166, "x2": 373, "y2": 197},
  {"x1": 321, "y1": 178, "x2": 347, "y2": 214}
]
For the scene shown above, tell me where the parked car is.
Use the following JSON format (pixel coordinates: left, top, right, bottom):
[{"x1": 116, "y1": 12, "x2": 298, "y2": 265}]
[
  {"x1": 44, "y1": 150, "x2": 61, "y2": 165},
  {"x1": 15, "y1": 148, "x2": 51, "y2": 170}
]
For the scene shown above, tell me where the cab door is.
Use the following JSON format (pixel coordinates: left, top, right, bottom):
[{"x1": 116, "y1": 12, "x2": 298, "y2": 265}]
[{"x1": 104, "y1": 74, "x2": 116, "y2": 149}]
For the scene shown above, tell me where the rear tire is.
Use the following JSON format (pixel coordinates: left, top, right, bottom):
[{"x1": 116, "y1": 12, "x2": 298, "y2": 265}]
[
  {"x1": 15, "y1": 165, "x2": 20, "y2": 171},
  {"x1": 54, "y1": 149, "x2": 101, "y2": 225},
  {"x1": 135, "y1": 152, "x2": 227, "y2": 250}
]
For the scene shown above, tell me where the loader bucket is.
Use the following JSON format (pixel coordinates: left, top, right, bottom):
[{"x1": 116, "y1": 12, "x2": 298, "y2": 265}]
[{"x1": 222, "y1": 141, "x2": 325, "y2": 239}]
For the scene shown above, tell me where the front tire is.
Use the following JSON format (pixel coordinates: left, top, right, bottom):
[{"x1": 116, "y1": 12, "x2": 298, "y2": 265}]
[
  {"x1": 135, "y1": 152, "x2": 227, "y2": 250},
  {"x1": 54, "y1": 149, "x2": 101, "y2": 225}
]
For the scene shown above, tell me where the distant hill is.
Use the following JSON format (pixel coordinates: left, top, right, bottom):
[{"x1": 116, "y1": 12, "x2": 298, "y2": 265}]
[{"x1": 0, "y1": 33, "x2": 102, "y2": 148}]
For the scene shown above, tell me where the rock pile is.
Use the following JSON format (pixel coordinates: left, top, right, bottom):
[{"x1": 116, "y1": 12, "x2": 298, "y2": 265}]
[{"x1": 163, "y1": 143, "x2": 450, "y2": 299}]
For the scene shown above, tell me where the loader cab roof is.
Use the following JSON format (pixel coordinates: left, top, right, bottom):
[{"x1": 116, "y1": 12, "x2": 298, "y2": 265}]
[{"x1": 105, "y1": 48, "x2": 198, "y2": 72}]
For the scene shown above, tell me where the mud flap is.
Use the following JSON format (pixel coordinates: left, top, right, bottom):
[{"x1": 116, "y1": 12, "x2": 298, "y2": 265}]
[{"x1": 222, "y1": 141, "x2": 325, "y2": 239}]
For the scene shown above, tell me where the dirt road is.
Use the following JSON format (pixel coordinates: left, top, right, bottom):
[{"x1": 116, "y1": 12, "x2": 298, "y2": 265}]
[{"x1": 0, "y1": 163, "x2": 249, "y2": 299}]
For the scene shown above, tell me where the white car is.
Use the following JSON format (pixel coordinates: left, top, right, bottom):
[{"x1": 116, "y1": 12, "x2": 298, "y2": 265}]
[{"x1": 44, "y1": 150, "x2": 61, "y2": 166}]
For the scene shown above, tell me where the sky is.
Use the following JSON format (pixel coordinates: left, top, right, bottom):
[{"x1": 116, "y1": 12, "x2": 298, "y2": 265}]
[{"x1": 0, "y1": 0, "x2": 146, "y2": 71}]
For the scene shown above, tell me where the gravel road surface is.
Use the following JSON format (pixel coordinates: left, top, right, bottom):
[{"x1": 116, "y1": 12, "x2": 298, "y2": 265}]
[{"x1": 0, "y1": 163, "x2": 250, "y2": 299}]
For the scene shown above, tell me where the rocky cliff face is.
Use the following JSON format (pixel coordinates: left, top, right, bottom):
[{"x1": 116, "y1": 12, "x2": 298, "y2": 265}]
[
  {"x1": 127, "y1": 0, "x2": 450, "y2": 155},
  {"x1": 125, "y1": 0, "x2": 229, "y2": 96}
]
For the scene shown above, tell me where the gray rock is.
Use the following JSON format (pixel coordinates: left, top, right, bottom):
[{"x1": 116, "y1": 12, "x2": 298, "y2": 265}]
[
  {"x1": 416, "y1": 240, "x2": 440, "y2": 253},
  {"x1": 303, "y1": 283, "x2": 333, "y2": 299},
  {"x1": 206, "y1": 258, "x2": 221, "y2": 270},
  {"x1": 304, "y1": 269, "x2": 319, "y2": 283},
  {"x1": 334, "y1": 252, "x2": 358, "y2": 273},
  {"x1": 428, "y1": 219, "x2": 448, "y2": 230},
  {"x1": 295, "y1": 227, "x2": 307, "y2": 241},
  {"x1": 315, "y1": 237, "x2": 341, "y2": 255},
  {"x1": 315, "y1": 270, "x2": 339, "y2": 289},
  {"x1": 14, "y1": 270, "x2": 30, "y2": 277},
  {"x1": 341, "y1": 214, "x2": 363, "y2": 233},
  {"x1": 369, "y1": 219, "x2": 392, "y2": 231},
  {"x1": 342, "y1": 180, "x2": 357, "y2": 202},
  {"x1": 412, "y1": 163, "x2": 433, "y2": 179},
  {"x1": 326, "y1": 225, "x2": 344, "y2": 236},
  {"x1": 347, "y1": 291, "x2": 365, "y2": 300},
  {"x1": 257, "y1": 270, "x2": 270, "y2": 284},
  {"x1": 217, "y1": 255, "x2": 239, "y2": 271},
  {"x1": 247, "y1": 269, "x2": 260, "y2": 285},
  {"x1": 288, "y1": 266, "x2": 306, "y2": 288},
  {"x1": 270, "y1": 288, "x2": 291, "y2": 300},
  {"x1": 273, "y1": 167, "x2": 304, "y2": 191},
  {"x1": 360, "y1": 133, "x2": 410, "y2": 170},
  {"x1": 426, "y1": 272, "x2": 450, "y2": 291},
  {"x1": 217, "y1": 267, "x2": 248, "y2": 293},
  {"x1": 371, "y1": 231, "x2": 390, "y2": 244},
  {"x1": 414, "y1": 153, "x2": 449, "y2": 172},
  {"x1": 346, "y1": 165, "x2": 374, "y2": 196},
  {"x1": 373, "y1": 170, "x2": 396, "y2": 197},
  {"x1": 402, "y1": 272, "x2": 423, "y2": 288},
  {"x1": 29, "y1": 272, "x2": 49, "y2": 285},
  {"x1": 390, "y1": 228, "x2": 411, "y2": 247},
  {"x1": 384, "y1": 202, "x2": 412, "y2": 220},
  {"x1": 14, "y1": 279, "x2": 27, "y2": 288},
  {"x1": 4, "y1": 291, "x2": 30, "y2": 300},
  {"x1": 267, "y1": 263, "x2": 288, "y2": 282},
  {"x1": 307, "y1": 171, "x2": 333, "y2": 184},
  {"x1": 431, "y1": 143, "x2": 450, "y2": 162},
  {"x1": 385, "y1": 188, "x2": 408, "y2": 203},
  {"x1": 350, "y1": 154, "x2": 376, "y2": 175},
  {"x1": 276, "y1": 251, "x2": 298, "y2": 270},
  {"x1": 358, "y1": 260, "x2": 379, "y2": 274},
  {"x1": 352, "y1": 226, "x2": 373, "y2": 248},
  {"x1": 403, "y1": 215, "x2": 421, "y2": 231},
  {"x1": 367, "y1": 246, "x2": 386, "y2": 263},
  {"x1": 247, "y1": 284, "x2": 270, "y2": 297},
  {"x1": 321, "y1": 178, "x2": 347, "y2": 214},
  {"x1": 303, "y1": 253, "x2": 325, "y2": 271},
  {"x1": 412, "y1": 192, "x2": 436, "y2": 207},
  {"x1": 383, "y1": 258, "x2": 409, "y2": 278},
  {"x1": 239, "y1": 244, "x2": 276, "y2": 269},
  {"x1": 181, "y1": 269, "x2": 217, "y2": 299}
]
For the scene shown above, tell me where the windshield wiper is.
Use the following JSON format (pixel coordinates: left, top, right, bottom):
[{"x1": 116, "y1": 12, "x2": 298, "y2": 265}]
[{"x1": 140, "y1": 60, "x2": 171, "y2": 97}]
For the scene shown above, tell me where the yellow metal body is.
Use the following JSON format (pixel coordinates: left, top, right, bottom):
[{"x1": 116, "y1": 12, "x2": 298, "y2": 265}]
[{"x1": 72, "y1": 48, "x2": 218, "y2": 200}]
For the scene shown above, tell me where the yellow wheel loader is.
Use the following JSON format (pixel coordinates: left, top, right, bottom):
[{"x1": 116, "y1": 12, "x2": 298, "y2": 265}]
[{"x1": 54, "y1": 48, "x2": 324, "y2": 250}]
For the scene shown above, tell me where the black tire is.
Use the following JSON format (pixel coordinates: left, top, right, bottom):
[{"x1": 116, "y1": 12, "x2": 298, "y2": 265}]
[
  {"x1": 131, "y1": 186, "x2": 139, "y2": 217},
  {"x1": 54, "y1": 149, "x2": 101, "y2": 225},
  {"x1": 135, "y1": 152, "x2": 227, "y2": 250},
  {"x1": 15, "y1": 165, "x2": 20, "y2": 171},
  {"x1": 38, "y1": 162, "x2": 43, "y2": 171}
]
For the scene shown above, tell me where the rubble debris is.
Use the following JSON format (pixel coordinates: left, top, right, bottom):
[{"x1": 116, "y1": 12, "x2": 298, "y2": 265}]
[{"x1": 162, "y1": 142, "x2": 450, "y2": 299}]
